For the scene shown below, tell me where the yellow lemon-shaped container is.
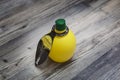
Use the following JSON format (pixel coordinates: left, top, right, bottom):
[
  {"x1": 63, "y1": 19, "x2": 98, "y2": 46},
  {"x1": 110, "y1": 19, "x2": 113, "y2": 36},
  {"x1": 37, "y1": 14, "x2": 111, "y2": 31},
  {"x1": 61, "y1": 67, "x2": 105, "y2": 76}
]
[{"x1": 35, "y1": 19, "x2": 76, "y2": 65}]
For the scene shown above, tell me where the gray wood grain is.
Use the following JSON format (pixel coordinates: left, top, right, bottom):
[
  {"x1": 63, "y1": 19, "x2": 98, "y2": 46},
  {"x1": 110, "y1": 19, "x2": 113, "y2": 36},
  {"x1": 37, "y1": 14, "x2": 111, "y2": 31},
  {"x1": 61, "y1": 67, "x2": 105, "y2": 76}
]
[
  {"x1": 0, "y1": 0, "x2": 120, "y2": 80},
  {"x1": 72, "y1": 43, "x2": 120, "y2": 80},
  {"x1": 0, "y1": 0, "x2": 84, "y2": 46},
  {"x1": 98, "y1": 63, "x2": 120, "y2": 80}
]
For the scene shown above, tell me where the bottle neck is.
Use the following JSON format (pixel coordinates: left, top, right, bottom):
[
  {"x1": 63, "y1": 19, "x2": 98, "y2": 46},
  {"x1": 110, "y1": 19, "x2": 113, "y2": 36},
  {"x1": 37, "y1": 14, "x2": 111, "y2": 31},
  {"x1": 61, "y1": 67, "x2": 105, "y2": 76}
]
[
  {"x1": 51, "y1": 25, "x2": 69, "y2": 36},
  {"x1": 55, "y1": 28, "x2": 66, "y2": 34}
]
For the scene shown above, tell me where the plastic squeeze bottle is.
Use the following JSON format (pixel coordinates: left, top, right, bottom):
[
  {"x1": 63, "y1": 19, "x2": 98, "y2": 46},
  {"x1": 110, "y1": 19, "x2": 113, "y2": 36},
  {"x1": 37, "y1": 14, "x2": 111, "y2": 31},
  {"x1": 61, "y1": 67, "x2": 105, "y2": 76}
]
[{"x1": 35, "y1": 19, "x2": 76, "y2": 66}]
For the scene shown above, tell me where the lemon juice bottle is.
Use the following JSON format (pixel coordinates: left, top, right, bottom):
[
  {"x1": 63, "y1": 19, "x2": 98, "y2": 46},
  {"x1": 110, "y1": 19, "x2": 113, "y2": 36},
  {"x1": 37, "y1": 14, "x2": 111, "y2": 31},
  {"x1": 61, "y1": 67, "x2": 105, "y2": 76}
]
[{"x1": 35, "y1": 19, "x2": 76, "y2": 66}]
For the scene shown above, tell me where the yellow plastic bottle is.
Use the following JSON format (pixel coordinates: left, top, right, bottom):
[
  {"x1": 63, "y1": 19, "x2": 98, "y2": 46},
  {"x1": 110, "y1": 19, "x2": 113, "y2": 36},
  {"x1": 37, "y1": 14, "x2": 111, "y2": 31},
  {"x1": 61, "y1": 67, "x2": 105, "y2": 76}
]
[{"x1": 35, "y1": 19, "x2": 76, "y2": 66}]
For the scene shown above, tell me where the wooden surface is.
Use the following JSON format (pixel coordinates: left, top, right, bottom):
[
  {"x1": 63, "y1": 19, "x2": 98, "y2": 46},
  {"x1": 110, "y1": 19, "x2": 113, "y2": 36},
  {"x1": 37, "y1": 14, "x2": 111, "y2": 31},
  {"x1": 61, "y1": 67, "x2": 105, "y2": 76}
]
[
  {"x1": 0, "y1": 0, "x2": 120, "y2": 80},
  {"x1": 0, "y1": 0, "x2": 84, "y2": 46}
]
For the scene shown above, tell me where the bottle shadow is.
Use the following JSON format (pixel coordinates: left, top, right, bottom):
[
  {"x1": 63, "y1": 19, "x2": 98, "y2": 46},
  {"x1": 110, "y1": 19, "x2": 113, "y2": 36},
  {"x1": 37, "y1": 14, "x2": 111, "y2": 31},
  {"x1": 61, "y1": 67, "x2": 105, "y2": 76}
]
[{"x1": 35, "y1": 57, "x2": 74, "y2": 70}]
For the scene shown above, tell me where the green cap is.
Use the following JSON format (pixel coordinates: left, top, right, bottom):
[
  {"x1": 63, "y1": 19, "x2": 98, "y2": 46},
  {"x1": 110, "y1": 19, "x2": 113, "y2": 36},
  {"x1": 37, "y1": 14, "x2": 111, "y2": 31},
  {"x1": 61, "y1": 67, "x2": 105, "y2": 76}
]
[{"x1": 55, "y1": 19, "x2": 67, "y2": 31}]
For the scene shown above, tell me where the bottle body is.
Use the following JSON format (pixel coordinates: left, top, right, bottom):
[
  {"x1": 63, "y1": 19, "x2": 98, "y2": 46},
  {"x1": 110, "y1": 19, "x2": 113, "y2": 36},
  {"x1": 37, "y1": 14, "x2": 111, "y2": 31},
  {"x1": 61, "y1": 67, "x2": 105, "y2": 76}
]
[{"x1": 49, "y1": 29, "x2": 76, "y2": 62}]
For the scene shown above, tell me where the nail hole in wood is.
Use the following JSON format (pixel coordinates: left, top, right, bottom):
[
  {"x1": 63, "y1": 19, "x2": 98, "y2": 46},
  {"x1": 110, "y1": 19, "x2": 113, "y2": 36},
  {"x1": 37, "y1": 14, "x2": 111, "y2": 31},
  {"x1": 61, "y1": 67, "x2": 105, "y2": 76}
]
[
  {"x1": 28, "y1": 47, "x2": 31, "y2": 49},
  {"x1": 3, "y1": 59, "x2": 8, "y2": 63},
  {"x1": 2, "y1": 75, "x2": 6, "y2": 79},
  {"x1": 19, "y1": 24, "x2": 28, "y2": 29}
]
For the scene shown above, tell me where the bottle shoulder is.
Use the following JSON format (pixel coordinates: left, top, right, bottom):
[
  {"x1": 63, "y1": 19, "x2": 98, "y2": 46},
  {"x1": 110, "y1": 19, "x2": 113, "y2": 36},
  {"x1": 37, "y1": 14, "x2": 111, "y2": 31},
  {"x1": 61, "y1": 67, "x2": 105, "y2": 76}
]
[{"x1": 55, "y1": 29, "x2": 75, "y2": 39}]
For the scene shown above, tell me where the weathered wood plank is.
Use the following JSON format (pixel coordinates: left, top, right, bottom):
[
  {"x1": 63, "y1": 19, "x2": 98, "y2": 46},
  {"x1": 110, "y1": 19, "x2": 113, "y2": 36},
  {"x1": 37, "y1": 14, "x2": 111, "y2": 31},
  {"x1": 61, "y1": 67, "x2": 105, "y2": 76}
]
[
  {"x1": 72, "y1": 42, "x2": 120, "y2": 80},
  {"x1": 0, "y1": 0, "x2": 120, "y2": 80},
  {"x1": 0, "y1": 0, "x2": 84, "y2": 46},
  {"x1": 98, "y1": 63, "x2": 120, "y2": 80},
  {"x1": 101, "y1": 0, "x2": 120, "y2": 13},
  {"x1": 0, "y1": 0, "x2": 41, "y2": 21}
]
